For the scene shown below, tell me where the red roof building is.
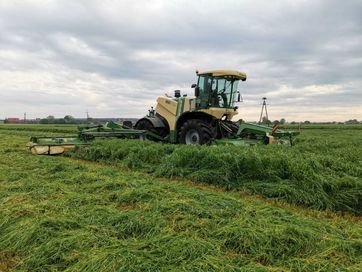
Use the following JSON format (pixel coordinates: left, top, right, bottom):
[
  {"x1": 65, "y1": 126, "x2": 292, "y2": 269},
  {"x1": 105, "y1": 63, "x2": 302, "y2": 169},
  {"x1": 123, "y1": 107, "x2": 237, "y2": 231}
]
[{"x1": 6, "y1": 118, "x2": 20, "y2": 123}]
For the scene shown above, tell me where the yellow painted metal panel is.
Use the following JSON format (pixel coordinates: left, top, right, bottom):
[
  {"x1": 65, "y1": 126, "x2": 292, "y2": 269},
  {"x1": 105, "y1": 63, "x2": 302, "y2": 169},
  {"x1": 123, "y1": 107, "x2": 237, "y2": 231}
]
[
  {"x1": 200, "y1": 108, "x2": 238, "y2": 119},
  {"x1": 198, "y1": 70, "x2": 247, "y2": 80},
  {"x1": 155, "y1": 97, "x2": 178, "y2": 130}
]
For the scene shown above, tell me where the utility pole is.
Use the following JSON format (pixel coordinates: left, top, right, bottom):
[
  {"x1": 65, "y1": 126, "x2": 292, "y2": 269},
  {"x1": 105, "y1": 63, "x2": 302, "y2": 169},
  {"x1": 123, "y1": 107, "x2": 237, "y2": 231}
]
[
  {"x1": 24, "y1": 112, "x2": 26, "y2": 122},
  {"x1": 86, "y1": 110, "x2": 90, "y2": 119},
  {"x1": 258, "y1": 97, "x2": 269, "y2": 125}
]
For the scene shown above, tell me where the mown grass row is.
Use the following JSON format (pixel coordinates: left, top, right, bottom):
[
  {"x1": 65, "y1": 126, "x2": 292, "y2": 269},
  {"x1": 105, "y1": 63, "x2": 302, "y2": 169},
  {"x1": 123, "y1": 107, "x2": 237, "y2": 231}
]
[
  {"x1": 0, "y1": 124, "x2": 78, "y2": 133},
  {"x1": 69, "y1": 129, "x2": 362, "y2": 214},
  {"x1": 0, "y1": 132, "x2": 361, "y2": 271}
]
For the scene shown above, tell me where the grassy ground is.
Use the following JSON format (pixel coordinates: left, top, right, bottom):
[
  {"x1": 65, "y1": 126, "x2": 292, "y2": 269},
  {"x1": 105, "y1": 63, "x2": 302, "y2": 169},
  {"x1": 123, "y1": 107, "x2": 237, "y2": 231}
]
[
  {"x1": 0, "y1": 125, "x2": 361, "y2": 271},
  {"x1": 69, "y1": 128, "x2": 362, "y2": 214},
  {"x1": 0, "y1": 124, "x2": 78, "y2": 134}
]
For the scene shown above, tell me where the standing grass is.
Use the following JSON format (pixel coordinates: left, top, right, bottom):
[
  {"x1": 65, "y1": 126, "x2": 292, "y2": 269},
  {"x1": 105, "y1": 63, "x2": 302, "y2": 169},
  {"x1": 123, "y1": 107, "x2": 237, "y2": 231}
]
[
  {"x1": 0, "y1": 129, "x2": 361, "y2": 271},
  {"x1": 0, "y1": 124, "x2": 78, "y2": 133},
  {"x1": 68, "y1": 127, "x2": 362, "y2": 214}
]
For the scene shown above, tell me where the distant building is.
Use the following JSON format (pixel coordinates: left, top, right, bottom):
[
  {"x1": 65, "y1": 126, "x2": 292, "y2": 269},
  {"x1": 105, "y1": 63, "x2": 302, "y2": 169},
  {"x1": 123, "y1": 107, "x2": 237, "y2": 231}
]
[
  {"x1": 0, "y1": 119, "x2": 4, "y2": 124},
  {"x1": 6, "y1": 118, "x2": 20, "y2": 123}
]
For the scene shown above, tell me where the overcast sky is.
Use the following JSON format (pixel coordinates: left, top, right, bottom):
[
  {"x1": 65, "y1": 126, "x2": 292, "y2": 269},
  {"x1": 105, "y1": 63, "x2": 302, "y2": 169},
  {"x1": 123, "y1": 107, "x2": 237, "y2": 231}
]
[{"x1": 0, "y1": 0, "x2": 361, "y2": 122}]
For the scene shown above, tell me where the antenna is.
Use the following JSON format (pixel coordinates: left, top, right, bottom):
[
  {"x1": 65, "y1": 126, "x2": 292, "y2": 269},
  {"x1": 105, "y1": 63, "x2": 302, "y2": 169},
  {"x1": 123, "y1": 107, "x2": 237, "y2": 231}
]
[{"x1": 258, "y1": 97, "x2": 269, "y2": 125}]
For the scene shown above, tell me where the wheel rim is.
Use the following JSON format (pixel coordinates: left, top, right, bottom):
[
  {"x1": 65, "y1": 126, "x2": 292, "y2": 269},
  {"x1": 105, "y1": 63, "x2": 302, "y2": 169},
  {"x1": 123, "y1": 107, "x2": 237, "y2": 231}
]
[{"x1": 185, "y1": 129, "x2": 200, "y2": 144}]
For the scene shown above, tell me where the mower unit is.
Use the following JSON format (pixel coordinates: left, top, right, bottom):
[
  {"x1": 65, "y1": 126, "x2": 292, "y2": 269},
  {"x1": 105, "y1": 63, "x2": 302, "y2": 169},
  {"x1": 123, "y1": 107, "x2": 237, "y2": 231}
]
[{"x1": 27, "y1": 122, "x2": 161, "y2": 155}]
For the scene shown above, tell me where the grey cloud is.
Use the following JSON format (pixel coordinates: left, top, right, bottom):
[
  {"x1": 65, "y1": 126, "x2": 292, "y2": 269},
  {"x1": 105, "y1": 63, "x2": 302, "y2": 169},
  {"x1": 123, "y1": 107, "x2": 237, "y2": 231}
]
[{"x1": 0, "y1": 0, "x2": 361, "y2": 121}]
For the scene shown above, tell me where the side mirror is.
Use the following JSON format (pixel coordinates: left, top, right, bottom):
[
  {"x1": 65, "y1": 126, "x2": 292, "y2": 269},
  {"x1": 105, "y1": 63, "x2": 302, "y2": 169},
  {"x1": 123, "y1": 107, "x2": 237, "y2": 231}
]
[
  {"x1": 195, "y1": 87, "x2": 200, "y2": 97},
  {"x1": 237, "y1": 91, "x2": 241, "y2": 102},
  {"x1": 191, "y1": 83, "x2": 197, "y2": 88}
]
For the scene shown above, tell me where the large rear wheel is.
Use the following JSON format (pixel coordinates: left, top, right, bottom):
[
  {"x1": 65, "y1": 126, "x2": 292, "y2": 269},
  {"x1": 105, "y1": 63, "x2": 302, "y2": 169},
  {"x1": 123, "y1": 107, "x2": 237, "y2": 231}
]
[
  {"x1": 135, "y1": 119, "x2": 157, "y2": 141},
  {"x1": 179, "y1": 119, "x2": 214, "y2": 145}
]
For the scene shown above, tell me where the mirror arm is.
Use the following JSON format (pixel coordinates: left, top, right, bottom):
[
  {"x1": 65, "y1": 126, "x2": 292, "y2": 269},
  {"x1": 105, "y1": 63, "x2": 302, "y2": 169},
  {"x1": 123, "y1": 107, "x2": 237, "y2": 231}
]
[{"x1": 237, "y1": 91, "x2": 242, "y2": 102}]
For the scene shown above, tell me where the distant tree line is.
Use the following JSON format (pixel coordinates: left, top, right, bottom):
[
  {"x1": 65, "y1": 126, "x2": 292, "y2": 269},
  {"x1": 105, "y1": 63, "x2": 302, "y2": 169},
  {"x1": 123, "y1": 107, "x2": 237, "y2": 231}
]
[
  {"x1": 289, "y1": 119, "x2": 361, "y2": 125},
  {"x1": 39, "y1": 115, "x2": 89, "y2": 124},
  {"x1": 258, "y1": 118, "x2": 361, "y2": 126}
]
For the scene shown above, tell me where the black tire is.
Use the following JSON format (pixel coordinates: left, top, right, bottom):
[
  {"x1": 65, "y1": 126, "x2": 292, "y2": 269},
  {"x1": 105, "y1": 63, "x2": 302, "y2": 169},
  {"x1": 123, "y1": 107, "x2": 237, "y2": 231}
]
[
  {"x1": 135, "y1": 119, "x2": 153, "y2": 130},
  {"x1": 179, "y1": 119, "x2": 214, "y2": 145},
  {"x1": 135, "y1": 119, "x2": 157, "y2": 141}
]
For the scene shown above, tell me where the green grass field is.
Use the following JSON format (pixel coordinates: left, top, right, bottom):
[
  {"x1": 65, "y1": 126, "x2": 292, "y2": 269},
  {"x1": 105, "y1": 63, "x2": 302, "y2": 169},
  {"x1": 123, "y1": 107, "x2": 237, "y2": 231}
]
[
  {"x1": 69, "y1": 128, "x2": 362, "y2": 215},
  {"x1": 0, "y1": 124, "x2": 361, "y2": 271}
]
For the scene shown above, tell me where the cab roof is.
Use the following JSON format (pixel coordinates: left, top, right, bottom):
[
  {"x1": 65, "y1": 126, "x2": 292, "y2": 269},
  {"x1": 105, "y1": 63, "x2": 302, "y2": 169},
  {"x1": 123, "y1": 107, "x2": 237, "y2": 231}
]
[{"x1": 197, "y1": 70, "x2": 247, "y2": 81}]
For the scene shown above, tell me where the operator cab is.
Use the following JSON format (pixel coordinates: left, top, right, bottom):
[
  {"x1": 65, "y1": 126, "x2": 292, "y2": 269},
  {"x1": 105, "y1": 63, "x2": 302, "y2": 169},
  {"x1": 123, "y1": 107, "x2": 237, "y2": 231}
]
[{"x1": 193, "y1": 70, "x2": 247, "y2": 110}]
